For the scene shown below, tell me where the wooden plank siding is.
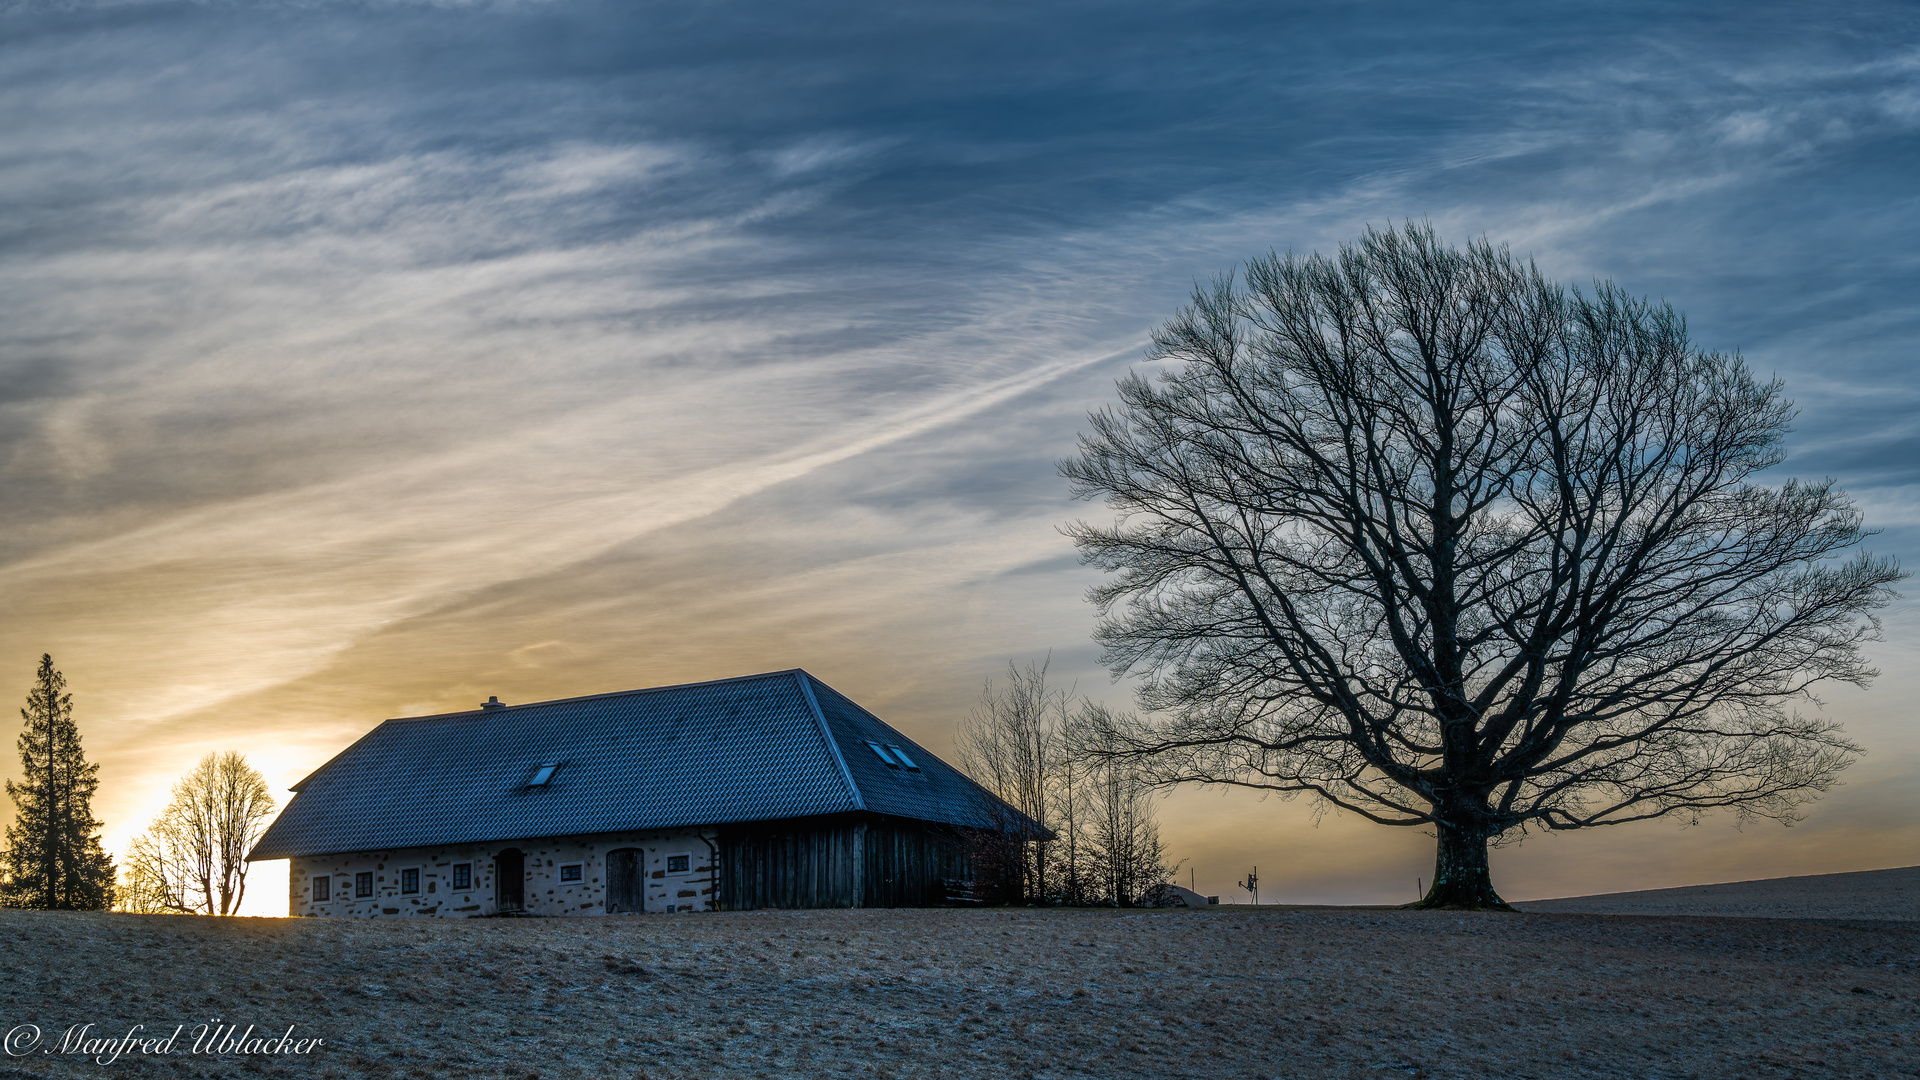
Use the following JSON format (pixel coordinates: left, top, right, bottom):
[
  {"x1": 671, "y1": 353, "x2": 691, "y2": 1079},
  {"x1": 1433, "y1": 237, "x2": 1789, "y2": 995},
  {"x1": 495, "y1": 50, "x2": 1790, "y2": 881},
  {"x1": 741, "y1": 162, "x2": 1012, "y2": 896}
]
[
  {"x1": 861, "y1": 816, "x2": 974, "y2": 907},
  {"x1": 719, "y1": 815, "x2": 862, "y2": 909},
  {"x1": 718, "y1": 813, "x2": 976, "y2": 909}
]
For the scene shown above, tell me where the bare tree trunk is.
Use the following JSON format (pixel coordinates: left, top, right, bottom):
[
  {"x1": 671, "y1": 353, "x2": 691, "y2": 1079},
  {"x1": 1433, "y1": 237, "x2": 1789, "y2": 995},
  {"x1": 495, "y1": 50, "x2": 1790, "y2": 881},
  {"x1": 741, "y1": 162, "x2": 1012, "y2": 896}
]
[
  {"x1": 1058, "y1": 751, "x2": 1082, "y2": 903},
  {"x1": 1417, "y1": 821, "x2": 1512, "y2": 911}
]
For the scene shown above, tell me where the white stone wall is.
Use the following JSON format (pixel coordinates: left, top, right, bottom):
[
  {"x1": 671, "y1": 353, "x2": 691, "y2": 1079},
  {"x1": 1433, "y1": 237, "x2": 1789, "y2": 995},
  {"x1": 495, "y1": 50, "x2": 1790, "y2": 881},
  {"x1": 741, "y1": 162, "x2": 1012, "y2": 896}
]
[{"x1": 288, "y1": 831, "x2": 718, "y2": 918}]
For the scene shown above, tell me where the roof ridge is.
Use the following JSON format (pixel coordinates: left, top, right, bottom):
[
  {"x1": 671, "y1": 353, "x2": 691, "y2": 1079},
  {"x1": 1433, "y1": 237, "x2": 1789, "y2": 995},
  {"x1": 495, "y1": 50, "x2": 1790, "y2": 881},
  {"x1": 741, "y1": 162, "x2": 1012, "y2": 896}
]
[
  {"x1": 793, "y1": 671, "x2": 865, "y2": 813},
  {"x1": 289, "y1": 669, "x2": 812, "y2": 789},
  {"x1": 383, "y1": 668, "x2": 811, "y2": 723}
]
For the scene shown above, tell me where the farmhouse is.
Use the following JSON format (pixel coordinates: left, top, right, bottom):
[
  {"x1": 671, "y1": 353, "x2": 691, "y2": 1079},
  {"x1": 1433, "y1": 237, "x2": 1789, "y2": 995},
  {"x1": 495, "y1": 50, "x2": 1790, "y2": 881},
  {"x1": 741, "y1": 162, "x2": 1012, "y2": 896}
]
[{"x1": 248, "y1": 669, "x2": 1037, "y2": 917}]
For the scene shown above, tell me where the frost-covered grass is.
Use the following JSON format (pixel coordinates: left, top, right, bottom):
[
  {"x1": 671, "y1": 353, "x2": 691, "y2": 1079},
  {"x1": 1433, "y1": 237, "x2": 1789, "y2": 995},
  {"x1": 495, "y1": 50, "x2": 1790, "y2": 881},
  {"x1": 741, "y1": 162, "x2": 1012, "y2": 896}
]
[{"x1": 1, "y1": 903, "x2": 1914, "y2": 1079}]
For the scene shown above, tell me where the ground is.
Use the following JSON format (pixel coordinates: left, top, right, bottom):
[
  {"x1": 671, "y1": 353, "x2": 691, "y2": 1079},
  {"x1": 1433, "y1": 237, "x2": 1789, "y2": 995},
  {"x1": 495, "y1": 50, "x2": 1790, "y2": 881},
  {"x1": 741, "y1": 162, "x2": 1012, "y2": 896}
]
[
  {"x1": 1524, "y1": 864, "x2": 1920, "y2": 921},
  {"x1": 0, "y1": 904, "x2": 1915, "y2": 1079}
]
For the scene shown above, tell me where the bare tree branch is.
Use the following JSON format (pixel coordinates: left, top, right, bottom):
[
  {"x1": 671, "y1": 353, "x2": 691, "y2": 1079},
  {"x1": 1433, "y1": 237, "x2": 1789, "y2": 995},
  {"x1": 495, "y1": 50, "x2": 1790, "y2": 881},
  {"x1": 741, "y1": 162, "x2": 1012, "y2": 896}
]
[{"x1": 119, "y1": 752, "x2": 275, "y2": 915}]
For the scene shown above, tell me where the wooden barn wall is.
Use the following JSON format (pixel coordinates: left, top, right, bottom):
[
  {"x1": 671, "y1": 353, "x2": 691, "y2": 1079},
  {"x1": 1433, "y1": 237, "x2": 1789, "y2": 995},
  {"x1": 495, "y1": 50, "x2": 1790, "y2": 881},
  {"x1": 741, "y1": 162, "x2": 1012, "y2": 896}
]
[
  {"x1": 718, "y1": 815, "x2": 974, "y2": 910},
  {"x1": 719, "y1": 818, "x2": 860, "y2": 909},
  {"x1": 861, "y1": 819, "x2": 971, "y2": 908}
]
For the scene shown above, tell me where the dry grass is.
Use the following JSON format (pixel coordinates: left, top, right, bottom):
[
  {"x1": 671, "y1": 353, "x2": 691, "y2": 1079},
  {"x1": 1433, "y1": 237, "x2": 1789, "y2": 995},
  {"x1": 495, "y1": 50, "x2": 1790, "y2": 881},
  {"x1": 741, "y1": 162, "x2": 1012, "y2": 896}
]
[
  {"x1": 0, "y1": 905, "x2": 1915, "y2": 1079},
  {"x1": 1525, "y1": 865, "x2": 1920, "y2": 922}
]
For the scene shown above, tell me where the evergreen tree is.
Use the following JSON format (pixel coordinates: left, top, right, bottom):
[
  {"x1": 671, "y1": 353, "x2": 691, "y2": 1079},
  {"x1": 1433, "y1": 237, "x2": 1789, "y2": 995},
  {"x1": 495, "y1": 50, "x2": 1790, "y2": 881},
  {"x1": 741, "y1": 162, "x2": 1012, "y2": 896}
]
[{"x1": 1, "y1": 655, "x2": 115, "y2": 909}]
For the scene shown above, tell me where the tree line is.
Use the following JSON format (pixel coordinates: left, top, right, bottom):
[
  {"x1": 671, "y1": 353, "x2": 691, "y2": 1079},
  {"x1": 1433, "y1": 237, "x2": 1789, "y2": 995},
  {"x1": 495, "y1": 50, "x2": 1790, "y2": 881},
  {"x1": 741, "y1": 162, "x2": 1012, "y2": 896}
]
[{"x1": 0, "y1": 654, "x2": 276, "y2": 914}]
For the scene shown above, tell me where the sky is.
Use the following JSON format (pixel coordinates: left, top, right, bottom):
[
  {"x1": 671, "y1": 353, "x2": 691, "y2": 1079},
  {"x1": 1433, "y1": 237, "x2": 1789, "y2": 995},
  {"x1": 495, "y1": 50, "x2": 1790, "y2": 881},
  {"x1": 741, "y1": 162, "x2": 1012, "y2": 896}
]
[{"x1": 1, "y1": 0, "x2": 1917, "y2": 916}]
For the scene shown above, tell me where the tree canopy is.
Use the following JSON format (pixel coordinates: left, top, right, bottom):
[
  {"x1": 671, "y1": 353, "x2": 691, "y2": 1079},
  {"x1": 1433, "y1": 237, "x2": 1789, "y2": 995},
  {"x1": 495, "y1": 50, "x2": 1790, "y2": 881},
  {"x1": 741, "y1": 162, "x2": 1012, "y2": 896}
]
[
  {"x1": 121, "y1": 752, "x2": 275, "y2": 915},
  {"x1": 1063, "y1": 223, "x2": 1903, "y2": 908}
]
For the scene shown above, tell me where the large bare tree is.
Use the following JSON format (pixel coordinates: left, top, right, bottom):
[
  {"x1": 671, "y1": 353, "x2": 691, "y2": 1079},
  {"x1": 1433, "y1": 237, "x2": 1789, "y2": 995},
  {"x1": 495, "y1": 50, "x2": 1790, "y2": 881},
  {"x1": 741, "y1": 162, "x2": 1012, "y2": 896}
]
[
  {"x1": 1063, "y1": 223, "x2": 1902, "y2": 909},
  {"x1": 120, "y1": 752, "x2": 274, "y2": 915}
]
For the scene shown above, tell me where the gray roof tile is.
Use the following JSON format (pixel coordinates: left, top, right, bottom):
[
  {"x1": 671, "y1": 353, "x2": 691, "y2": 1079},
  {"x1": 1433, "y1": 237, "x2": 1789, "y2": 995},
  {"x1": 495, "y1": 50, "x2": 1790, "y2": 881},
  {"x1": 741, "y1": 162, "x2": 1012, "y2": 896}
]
[{"x1": 249, "y1": 669, "x2": 1034, "y2": 860}]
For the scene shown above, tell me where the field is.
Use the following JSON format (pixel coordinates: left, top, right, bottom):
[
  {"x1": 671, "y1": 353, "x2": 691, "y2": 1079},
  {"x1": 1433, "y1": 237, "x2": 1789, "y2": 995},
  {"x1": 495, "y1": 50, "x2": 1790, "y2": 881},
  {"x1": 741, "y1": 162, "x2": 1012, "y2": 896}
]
[
  {"x1": 0, "y1": 887, "x2": 1916, "y2": 1080},
  {"x1": 1523, "y1": 864, "x2": 1920, "y2": 921}
]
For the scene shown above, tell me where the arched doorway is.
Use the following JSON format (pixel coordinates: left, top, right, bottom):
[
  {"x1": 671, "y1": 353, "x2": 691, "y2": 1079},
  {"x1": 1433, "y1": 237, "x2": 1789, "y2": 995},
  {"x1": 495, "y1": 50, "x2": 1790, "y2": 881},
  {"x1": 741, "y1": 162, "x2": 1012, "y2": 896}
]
[
  {"x1": 605, "y1": 848, "x2": 643, "y2": 914},
  {"x1": 494, "y1": 848, "x2": 525, "y2": 912}
]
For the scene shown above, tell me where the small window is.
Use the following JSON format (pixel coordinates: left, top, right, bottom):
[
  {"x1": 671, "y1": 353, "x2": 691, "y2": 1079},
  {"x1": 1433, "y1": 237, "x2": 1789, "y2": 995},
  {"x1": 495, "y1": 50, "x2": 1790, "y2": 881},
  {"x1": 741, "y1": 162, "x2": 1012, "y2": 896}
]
[
  {"x1": 355, "y1": 871, "x2": 374, "y2": 898},
  {"x1": 865, "y1": 741, "x2": 900, "y2": 768},
  {"x1": 666, "y1": 853, "x2": 690, "y2": 874},
  {"x1": 885, "y1": 744, "x2": 920, "y2": 771},
  {"x1": 400, "y1": 868, "x2": 420, "y2": 894},
  {"x1": 452, "y1": 863, "x2": 471, "y2": 890},
  {"x1": 527, "y1": 763, "x2": 559, "y2": 788},
  {"x1": 312, "y1": 876, "x2": 330, "y2": 902},
  {"x1": 559, "y1": 863, "x2": 583, "y2": 883}
]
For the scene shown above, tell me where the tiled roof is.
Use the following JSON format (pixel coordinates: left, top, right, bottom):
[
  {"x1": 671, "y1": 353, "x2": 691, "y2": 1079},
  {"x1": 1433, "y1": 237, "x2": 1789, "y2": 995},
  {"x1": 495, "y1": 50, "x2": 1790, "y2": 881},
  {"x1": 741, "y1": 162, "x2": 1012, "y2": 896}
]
[{"x1": 249, "y1": 670, "x2": 1035, "y2": 860}]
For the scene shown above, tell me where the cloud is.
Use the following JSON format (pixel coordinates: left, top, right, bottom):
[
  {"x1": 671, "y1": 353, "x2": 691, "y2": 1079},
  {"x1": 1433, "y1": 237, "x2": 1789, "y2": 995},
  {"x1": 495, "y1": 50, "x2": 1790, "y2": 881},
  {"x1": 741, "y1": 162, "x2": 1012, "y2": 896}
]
[{"x1": 2, "y1": 335, "x2": 1121, "y2": 730}]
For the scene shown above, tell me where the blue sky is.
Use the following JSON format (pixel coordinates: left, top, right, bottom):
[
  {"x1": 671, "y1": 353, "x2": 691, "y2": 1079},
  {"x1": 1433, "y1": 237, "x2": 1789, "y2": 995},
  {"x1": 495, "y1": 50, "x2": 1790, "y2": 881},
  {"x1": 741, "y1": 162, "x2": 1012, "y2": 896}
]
[{"x1": 3, "y1": 0, "x2": 1917, "y2": 910}]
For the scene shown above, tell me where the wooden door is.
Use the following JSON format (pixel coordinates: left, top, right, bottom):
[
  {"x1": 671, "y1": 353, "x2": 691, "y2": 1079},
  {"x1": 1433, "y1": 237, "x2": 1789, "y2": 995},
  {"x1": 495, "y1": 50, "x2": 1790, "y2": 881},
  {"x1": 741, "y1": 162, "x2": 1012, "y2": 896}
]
[
  {"x1": 494, "y1": 848, "x2": 524, "y2": 911},
  {"x1": 606, "y1": 848, "x2": 642, "y2": 913}
]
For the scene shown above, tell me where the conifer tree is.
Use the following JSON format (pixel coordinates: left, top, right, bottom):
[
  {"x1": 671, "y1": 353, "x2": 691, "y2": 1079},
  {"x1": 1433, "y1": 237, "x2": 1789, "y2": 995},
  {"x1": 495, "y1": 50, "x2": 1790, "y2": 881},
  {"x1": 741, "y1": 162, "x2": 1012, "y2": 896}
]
[{"x1": 1, "y1": 654, "x2": 115, "y2": 909}]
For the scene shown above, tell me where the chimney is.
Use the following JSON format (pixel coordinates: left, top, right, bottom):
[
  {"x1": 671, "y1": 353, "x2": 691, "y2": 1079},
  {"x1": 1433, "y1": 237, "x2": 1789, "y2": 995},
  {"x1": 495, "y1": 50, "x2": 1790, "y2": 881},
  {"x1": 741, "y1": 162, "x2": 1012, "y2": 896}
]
[{"x1": 481, "y1": 695, "x2": 505, "y2": 710}]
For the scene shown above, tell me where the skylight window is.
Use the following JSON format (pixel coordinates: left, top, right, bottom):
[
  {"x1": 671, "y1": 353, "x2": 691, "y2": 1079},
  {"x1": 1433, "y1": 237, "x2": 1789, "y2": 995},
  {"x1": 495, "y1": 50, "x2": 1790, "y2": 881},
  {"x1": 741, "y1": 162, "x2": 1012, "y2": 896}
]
[
  {"x1": 527, "y1": 763, "x2": 559, "y2": 788},
  {"x1": 865, "y1": 741, "x2": 900, "y2": 768},
  {"x1": 886, "y1": 745, "x2": 920, "y2": 771}
]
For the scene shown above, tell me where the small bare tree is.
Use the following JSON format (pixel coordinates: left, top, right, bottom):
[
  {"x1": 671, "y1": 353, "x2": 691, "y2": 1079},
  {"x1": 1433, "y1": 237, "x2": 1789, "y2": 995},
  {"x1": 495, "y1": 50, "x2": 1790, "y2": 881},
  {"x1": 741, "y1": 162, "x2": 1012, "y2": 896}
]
[
  {"x1": 1064, "y1": 223, "x2": 1903, "y2": 909},
  {"x1": 1049, "y1": 719, "x2": 1090, "y2": 904},
  {"x1": 1072, "y1": 703, "x2": 1175, "y2": 906},
  {"x1": 958, "y1": 661, "x2": 1173, "y2": 905},
  {"x1": 118, "y1": 828, "x2": 192, "y2": 914},
  {"x1": 958, "y1": 658, "x2": 1068, "y2": 899},
  {"x1": 120, "y1": 753, "x2": 274, "y2": 915}
]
